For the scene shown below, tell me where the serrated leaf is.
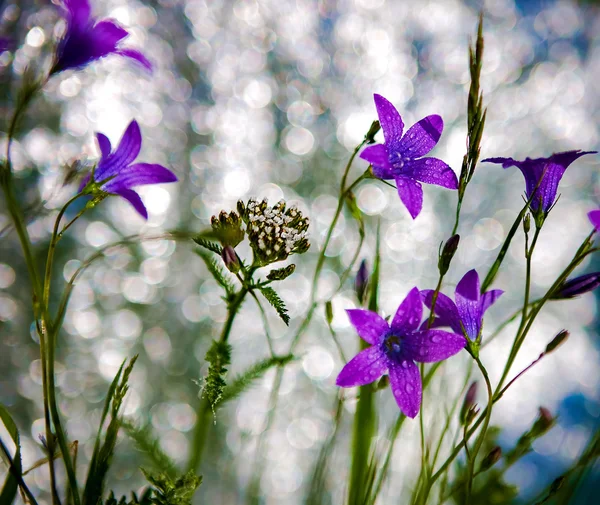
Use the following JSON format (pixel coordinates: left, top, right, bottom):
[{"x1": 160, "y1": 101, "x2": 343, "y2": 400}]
[
  {"x1": 141, "y1": 469, "x2": 202, "y2": 505},
  {"x1": 193, "y1": 236, "x2": 222, "y2": 255},
  {"x1": 195, "y1": 250, "x2": 236, "y2": 295},
  {"x1": 221, "y1": 354, "x2": 294, "y2": 404},
  {"x1": 122, "y1": 421, "x2": 178, "y2": 479},
  {"x1": 258, "y1": 286, "x2": 290, "y2": 325}
]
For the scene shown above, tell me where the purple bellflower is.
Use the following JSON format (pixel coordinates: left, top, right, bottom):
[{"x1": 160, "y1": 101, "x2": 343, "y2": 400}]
[
  {"x1": 336, "y1": 288, "x2": 466, "y2": 418},
  {"x1": 482, "y1": 151, "x2": 596, "y2": 216},
  {"x1": 421, "y1": 270, "x2": 503, "y2": 342},
  {"x1": 80, "y1": 120, "x2": 177, "y2": 219},
  {"x1": 359, "y1": 94, "x2": 458, "y2": 219},
  {"x1": 588, "y1": 210, "x2": 600, "y2": 232},
  {"x1": 51, "y1": 0, "x2": 152, "y2": 75}
]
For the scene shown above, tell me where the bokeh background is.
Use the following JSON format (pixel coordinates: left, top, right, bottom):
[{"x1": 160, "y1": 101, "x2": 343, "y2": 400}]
[{"x1": 1, "y1": 0, "x2": 600, "y2": 503}]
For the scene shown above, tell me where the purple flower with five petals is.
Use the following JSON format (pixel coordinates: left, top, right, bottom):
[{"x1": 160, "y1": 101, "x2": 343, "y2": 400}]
[
  {"x1": 359, "y1": 94, "x2": 458, "y2": 219},
  {"x1": 51, "y1": 0, "x2": 152, "y2": 75},
  {"x1": 336, "y1": 288, "x2": 466, "y2": 418},
  {"x1": 80, "y1": 120, "x2": 177, "y2": 219},
  {"x1": 421, "y1": 270, "x2": 503, "y2": 342},
  {"x1": 482, "y1": 151, "x2": 596, "y2": 215}
]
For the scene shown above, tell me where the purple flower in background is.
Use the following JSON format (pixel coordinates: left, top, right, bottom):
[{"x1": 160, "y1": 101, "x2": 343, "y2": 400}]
[
  {"x1": 482, "y1": 151, "x2": 596, "y2": 215},
  {"x1": 359, "y1": 94, "x2": 458, "y2": 219},
  {"x1": 552, "y1": 272, "x2": 600, "y2": 299},
  {"x1": 421, "y1": 270, "x2": 502, "y2": 342},
  {"x1": 80, "y1": 120, "x2": 177, "y2": 219},
  {"x1": 51, "y1": 0, "x2": 152, "y2": 75},
  {"x1": 336, "y1": 288, "x2": 466, "y2": 418},
  {"x1": 589, "y1": 210, "x2": 600, "y2": 231},
  {"x1": 0, "y1": 38, "x2": 10, "y2": 53}
]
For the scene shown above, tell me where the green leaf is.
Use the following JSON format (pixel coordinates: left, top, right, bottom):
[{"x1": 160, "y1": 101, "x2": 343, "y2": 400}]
[
  {"x1": 84, "y1": 356, "x2": 138, "y2": 505},
  {"x1": 258, "y1": 286, "x2": 290, "y2": 325},
  {"x1": 195, "y1": 250, "x2": 236, "y2": 296},
  {"x1": 202, "y1": 340, "x2": 232, "y2": 411},
  {"x1": 0, "y1": 404, "x2": 21, "y2": 505},
  {"x1": 221, "y1": 354, "x2": 294, "y2": 404},
  {"x1": 121, "y1": 421, "x2": 178, "y2": 479},
  {"x1": 141, "y1": 469, "x2": 202, "y2": 505},
  {"x1": 193, "y1": 236, "x2": 222, "y2": 255}
]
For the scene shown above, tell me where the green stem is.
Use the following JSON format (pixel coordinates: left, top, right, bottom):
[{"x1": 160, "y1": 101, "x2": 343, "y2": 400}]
[
  {"x1": 464, "y1": 356, "x2": 493, "y2": 505},
  {"x1": 189, "y1": 286, "x2": 249, "y2": 472}
]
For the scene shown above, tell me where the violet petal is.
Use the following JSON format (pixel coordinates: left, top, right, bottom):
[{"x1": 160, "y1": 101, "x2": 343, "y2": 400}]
[
  {"x1": 391, "y1": 287, "x2": 423, "y2": 334},
  {"x1": 373, "y1": 94, "x2": 403, "y2": 152},
  {"x1": 336, "y1": 346, "x2": 388, "y2": 387},
  {"x1": 346, "y1": 309, "x2": 389, "y2": 346},
  {"x1": 403, "y1": 330, "x2": 466, "y2": 363},
  {"x1": 388, "y1": 357, "x2": 421, "y2": 418},
  {"x1": 395, "y1": 176, "x2": 423, "y2": 219},
  {"x1": 398, "y1": 115, "x2": 443, "y2": 158}
]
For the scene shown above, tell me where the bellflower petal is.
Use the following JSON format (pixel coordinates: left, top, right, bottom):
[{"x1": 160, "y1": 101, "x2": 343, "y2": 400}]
[
  {"x1": 81, "y1": 120, "x2": 177, "y2": 219},
  {"x1": 396, "y1": 177, "x2": 423, "y2": 219},
  {"x1": 481, "y1": 289, "x2": 503, "y2": 313},
  {"x1": 403, "y1": 330, "x2": 466, "y2": 363},
  {"x1": 406, "y1": 157, "x2": 458, "y2": 189},
  {"x1": 360, "y1": 144, "x2": 394, "y2": 179},
  {"x1": 391, "y1": 287, "x2": 423, "y2": 334},
  {"x1": 388, "y1": 358, "x2": 421, "y2": 418},
  {"x1": 374, "y1": 94, "x2": 403, "y2": 151},
  {"x1": 114, "y1": 188, "x2": 148, "y2": 219},
  {"x1": 420, "y1": 290, "x2": 461, "y2": 334},
  {"x1": 483, "y1": 151, "x2": 596, "y2": 213},
  {"x1": 588, "y1": 210, "x2": 600, "y2": 231},
  {"x1": 335, "y1": 346, "x2": 388, "y2": 387},
  {"x1": 398, "y1": 115, "x2": 443, "y2": 158},
  {"x1": 52, "y1": 0, "x2": 152, "y2": 74},
  {"x1": 361, "y1": 95, "x2": 456, "y2": 218},
  {"x1": 103, "y1": 163, "x2": 177, "y2": 192},
  {"x1": 346, "y1": 309, "x2": 389, "y2": 346}
]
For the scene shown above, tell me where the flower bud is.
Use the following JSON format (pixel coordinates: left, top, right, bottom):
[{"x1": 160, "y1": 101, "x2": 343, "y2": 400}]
[
  {"x1": 355, "y1": 260, "x2": 369, "y2": 305},
  {"x1": 365, "y1": 120, "x2": 381, "y2": 144},
  {"x1": 325, "y1": 301, "x2": 334, "y2": 325},
  {"x1": 221, "y1": 245, "x2": 240, "y2": 273},
  {"x1": 479, "y1": 446, "x2": 502, "y2": 471},
  {"x1": 531, "y1": 407, "x2": 554, "y2": 438},
  {"x1": 544, "y1": 330, "x2": 569, "y2": 355},
  {"x1": 523, "y1": 213, "x2": 531, "y2": 234},
  {"x1": 438, "y1": 234, "x2": 460, "y2": 276},
  {"x1": 460, "y1": 381, "x2": 478, "y2": 425},
  {"x1": 552, "y1": 272, "x2": 600, "y2": 299}
]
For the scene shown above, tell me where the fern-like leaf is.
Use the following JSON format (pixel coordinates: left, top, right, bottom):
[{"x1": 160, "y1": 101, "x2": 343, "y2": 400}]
[
  {"x1": 258, "y1": 286, "x2": 290, "y2": 325},
  {"x1": 121, "y1": 421, "x2": 178, "y2": 479},
  {"x1": 193, "y1": 237, "x2": 222, "y2": 255},
  {"x1": 195, "y1": 250, "x2": 236, "y2": 296},
  {"x1": 221, "y1": 354, "x2": 294, "y2": 404},
  {"x1": 141, "y1": 469, "x2": 202, "y2": 505}
]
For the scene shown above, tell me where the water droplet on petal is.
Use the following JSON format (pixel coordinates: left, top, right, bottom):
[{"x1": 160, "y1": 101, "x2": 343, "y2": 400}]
[
  {"x1": 425, "y1": 159, "x2": 431, "y2": 165},
  {"x1": 431, "y1": 334, "x2": 442, "y2": 343},
  {"x1": 405, "y1": 383, "x2": 414, "y2": 393},
  {"x1": 410, "y1": 133, "x2": 416, "y2": 139},
  {"x1": 401, "y1": 361, "x2": 410, "y2": 369},
  {"x1": 419, "y1": 348, "x2": 427, "y2": 356}
]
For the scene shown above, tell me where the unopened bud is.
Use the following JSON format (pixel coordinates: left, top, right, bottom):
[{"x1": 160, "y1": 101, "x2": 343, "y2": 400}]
[
  {"x1": 465, "y1": 405, "x2": 480, "y2": 426},
  {"x1": 460, "y1": 381, "x2": 478, "y2": 425},
  {"x1": 523, "y1": 213, "x2": 531, "y2": 234},
  {"x1": 531, "y1": 407, "x2": 554, "y2": 437},
  {"x1": 552, "y1": 273, "x2": 600, "y2": 299},
  {"x1": 221, "y1": 246, "x2": 240, "y2": 273},
  {"x1": 365, "y1": 120, "x2": 381, "y2": 144},
  {"x1": 325, "y1": 301, "x2": 334, "y2": 325},
  {"x1": 355, "y1": 259, "x2": 369, "y2": 305},
  {"x1": 480, "y1": 446, "x2": 502, "y2": 471},
  {"x1": 438, "y1": 234, "x2": 460, "y2": 276},
  {"x1": 545, "y1": 330, "x2": 569, "y2": 355}
]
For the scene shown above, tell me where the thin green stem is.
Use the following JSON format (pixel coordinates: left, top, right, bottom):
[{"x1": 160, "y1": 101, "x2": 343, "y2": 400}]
[
  {"x1": 189, "y1": 286, "x2": 249, "y2": 472},
  {"x1": 248, "y1": 289, "x2": 276, "y2": 358},
  {"x1": 464, "y1": 356, "x2": 493, "y2": 505}
]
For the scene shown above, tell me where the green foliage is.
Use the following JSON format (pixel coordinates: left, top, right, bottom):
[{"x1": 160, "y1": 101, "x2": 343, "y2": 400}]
[
  {"x1": 193, "y1": 236, "x2": 223, "y2": 255},
  {"x1": 202, "y1": 340, "x2": 232, "y2": 411},
  {"x1": 258, "y1": 286, "x2": 290, "y2": 325},
  {"x1": 195, "y1": 249, "x2": 236, "y2": 296},
  {"x1": 266, "y1": 264, "x2": 296, "y2": 281},
  {"x1": 141, "y1": 469, "x2": 202, "y2": 505},
  {"x1": 221, "y1": 354, "x2": 294, "y2": 404},
  {"x1": 121, "y1": 421, "x2": 178, "y2": 479},
  {"x1": 83, "y1": 356, "x2": 138, "y2": 505},
  {"x1": 103, "y1": 489, "x2": 153, "y2": 505},
  {"x1": 0, "y1": 404, "x2": 22, "y2": 504}
]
